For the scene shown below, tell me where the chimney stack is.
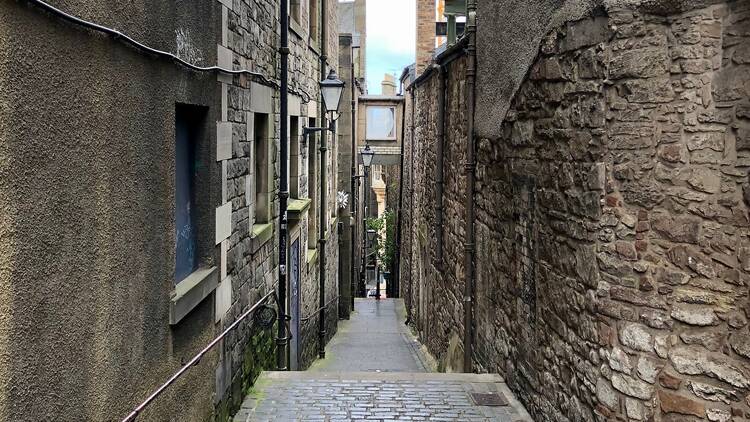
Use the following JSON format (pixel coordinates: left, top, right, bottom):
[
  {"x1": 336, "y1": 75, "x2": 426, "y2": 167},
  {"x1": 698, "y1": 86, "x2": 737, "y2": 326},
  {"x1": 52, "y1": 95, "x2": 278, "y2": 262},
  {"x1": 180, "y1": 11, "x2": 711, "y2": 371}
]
[
  {"x1": 416, "y1": 0, "x2": 435, "y2": 75},
  {"x1": 381, "y1": 74, "x2": 397, "y2": 96}
]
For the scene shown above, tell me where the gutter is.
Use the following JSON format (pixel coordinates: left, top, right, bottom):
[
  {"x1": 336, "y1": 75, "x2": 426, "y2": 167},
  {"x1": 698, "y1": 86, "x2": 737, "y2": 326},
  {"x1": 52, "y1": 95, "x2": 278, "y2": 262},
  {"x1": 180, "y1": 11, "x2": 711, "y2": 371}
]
[
  {"x1": 463, "y1": 0, "x2": 477, "y2": 373},
  {"x1": 410, "y1": 37, "x2": 469, "y2": 89}
]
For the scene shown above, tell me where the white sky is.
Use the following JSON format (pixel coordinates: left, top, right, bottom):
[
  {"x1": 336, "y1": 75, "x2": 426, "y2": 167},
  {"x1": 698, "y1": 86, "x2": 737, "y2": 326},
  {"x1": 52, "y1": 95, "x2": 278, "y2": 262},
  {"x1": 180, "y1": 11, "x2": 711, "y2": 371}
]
[{"x1": 366, "y1": 0, "x2": 416, "y2": 94}]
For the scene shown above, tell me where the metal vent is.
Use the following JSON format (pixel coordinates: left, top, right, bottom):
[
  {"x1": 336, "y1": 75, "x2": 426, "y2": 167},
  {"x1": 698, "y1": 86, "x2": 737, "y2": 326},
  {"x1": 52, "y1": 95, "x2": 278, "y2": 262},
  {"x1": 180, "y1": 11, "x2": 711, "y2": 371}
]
[{"x1": 469, "y1": 392, "x2": 509, "y2": 407}]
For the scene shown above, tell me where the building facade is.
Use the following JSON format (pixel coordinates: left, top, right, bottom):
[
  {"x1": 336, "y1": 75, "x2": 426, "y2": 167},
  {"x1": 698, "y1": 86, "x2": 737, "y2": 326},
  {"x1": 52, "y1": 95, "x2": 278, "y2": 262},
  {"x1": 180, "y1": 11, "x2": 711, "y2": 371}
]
[
  {"x1": 401, "y1": 0, "x2": 750, "y2": 421},
  {"x1": 337, "y1": 0, "x2": 368, "y2": 306},
  {"x1": 0, "y1": 0, "x2": 341, "y2": 420}
]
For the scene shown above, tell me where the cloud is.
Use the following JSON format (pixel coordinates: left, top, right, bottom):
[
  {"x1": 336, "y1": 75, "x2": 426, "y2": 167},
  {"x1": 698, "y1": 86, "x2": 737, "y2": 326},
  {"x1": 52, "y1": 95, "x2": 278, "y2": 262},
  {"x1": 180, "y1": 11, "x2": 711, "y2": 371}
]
[{"x1": 366, "y1": 0, "x2": 415, "y2": 94}]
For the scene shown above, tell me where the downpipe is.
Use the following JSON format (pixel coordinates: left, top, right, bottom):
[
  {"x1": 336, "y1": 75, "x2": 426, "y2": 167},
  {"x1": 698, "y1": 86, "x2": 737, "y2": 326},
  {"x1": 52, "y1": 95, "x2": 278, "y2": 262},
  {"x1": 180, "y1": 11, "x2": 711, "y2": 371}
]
[
  {"x1": 276, "y1": 0, "x2": 290, "y2": 371},
  {"x1": 435, "y1": 64, "x2": 446, "y2": 271},
  {"x1": 463, "y1": 0, "x2": 477, "y2": 374},
  {"x1": 394, "y1": 77, "x2": 408, "y2": 300},
  {"x1": 405, "y1": 87, "x2": 416, "y2": 325},
  {"x1": 350, "y1": 49, "x2": 358, "y2": 307},
  {"x1": 318, "y1": 0, "x2": 328, "y2": 360}
]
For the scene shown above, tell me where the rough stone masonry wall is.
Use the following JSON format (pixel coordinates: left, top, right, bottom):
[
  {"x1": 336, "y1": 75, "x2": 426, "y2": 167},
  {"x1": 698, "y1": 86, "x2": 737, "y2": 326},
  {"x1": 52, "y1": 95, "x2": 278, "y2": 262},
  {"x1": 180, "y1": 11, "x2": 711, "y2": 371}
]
[
  {"x1": 486, "y1": 2, "x2": 750, "y2": 421},
  {"x1": 402, "y1": 1, "x2": 750, "y2": 421},
  {"x1": 400, "y1": 57, "x2": 468, "y2": 370}
]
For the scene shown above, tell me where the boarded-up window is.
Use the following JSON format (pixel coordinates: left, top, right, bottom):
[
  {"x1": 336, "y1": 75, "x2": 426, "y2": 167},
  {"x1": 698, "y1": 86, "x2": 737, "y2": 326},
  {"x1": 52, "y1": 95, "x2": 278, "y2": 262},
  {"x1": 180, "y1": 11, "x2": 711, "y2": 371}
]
[{"x1": 175, "y1": 104, "x2": 209, "y2": 284}]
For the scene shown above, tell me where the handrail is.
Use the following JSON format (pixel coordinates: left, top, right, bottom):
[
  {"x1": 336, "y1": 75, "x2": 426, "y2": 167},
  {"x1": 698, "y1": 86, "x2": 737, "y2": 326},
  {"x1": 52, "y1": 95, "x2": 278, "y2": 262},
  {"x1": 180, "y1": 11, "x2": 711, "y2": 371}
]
[
  {"x1": 121, "y1": 289, "x2": 278, "y2": 422},
  {"x1": 300, "y1": 295, "x2": 340, "y2": 323}
]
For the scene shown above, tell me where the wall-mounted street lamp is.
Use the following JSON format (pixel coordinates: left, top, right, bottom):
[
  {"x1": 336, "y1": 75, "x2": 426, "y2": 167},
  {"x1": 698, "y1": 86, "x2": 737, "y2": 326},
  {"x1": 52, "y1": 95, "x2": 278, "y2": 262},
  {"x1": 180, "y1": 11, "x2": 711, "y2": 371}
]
[
  {"x1": 361, "y1": 144, "x2": 375, "y2": 167},
  {"x1": 303, "y1": 68, "x2": 345, "y2": 360},
  {"x1": 320, "y1": 69, "x2": 345, "y2": 117},
  {"x1": 360, "y1": 144, "x2": 377, "y2": 300}
]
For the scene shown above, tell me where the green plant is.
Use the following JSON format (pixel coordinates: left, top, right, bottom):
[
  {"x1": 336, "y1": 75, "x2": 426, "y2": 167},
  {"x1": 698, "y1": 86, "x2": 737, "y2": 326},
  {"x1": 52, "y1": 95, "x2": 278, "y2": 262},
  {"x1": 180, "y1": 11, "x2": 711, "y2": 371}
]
[
  {"x1": 382, "y1": 209, "x2": 396, "y2": 270},
  {"x1": 365, "y1": 209, "x2": 396, "y2": 271}
]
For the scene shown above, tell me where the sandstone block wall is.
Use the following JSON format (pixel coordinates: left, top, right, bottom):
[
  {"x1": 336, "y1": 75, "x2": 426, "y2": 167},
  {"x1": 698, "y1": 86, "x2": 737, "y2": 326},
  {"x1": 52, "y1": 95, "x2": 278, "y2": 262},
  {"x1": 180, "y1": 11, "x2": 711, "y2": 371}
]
[
  {"x1": 218, "y1": 0, "x2": 340, "y2": 413},
  {"x1": 401, "y1": 1, "x2": 750, "y2": 420}
]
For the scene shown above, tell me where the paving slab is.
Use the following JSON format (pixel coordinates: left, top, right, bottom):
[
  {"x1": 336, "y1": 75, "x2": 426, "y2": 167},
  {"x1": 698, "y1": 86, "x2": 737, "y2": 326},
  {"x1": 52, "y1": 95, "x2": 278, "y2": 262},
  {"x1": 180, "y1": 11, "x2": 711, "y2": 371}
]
[{"x1": 309, "y1": 299, "x2": 430, "y2": 373}]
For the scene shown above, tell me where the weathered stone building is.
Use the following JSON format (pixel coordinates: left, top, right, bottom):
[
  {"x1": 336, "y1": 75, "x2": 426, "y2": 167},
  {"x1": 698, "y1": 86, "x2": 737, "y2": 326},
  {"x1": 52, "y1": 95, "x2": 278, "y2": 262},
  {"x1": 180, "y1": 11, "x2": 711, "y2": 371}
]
[
  {"x1": 400, "y1": 0, "x2": 750, "y2": 421},
  {"x1": 337, "y1": 0, "x2": 366, "y2": 317},
  {"x1": 0, "y1": 0, "x2": 341, "y2": 420}
]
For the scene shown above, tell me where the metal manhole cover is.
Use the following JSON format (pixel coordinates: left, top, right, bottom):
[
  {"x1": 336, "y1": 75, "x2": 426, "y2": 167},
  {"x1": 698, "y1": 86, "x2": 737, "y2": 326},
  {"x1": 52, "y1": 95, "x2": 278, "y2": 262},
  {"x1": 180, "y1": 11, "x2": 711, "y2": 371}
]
[{"x1": 470, "y1": 392, "x2": 509, "y2": 407}]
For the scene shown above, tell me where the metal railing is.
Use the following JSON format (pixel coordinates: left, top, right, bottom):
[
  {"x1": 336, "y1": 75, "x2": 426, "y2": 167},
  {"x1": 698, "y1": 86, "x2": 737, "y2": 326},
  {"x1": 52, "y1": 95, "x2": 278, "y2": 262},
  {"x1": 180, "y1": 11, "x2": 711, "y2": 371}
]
[
  {"x1": 300, "y1": 295, "x2": 340, "y2": 324},
  {"x1": 121, "y1": 289, "x2": 278, "y2": 422}
]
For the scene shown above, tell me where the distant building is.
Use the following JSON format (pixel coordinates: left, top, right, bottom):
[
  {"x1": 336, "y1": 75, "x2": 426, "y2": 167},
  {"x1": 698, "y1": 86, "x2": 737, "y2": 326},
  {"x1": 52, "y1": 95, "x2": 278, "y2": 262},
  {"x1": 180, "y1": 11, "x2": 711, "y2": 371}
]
[{"x1": 337, "y1": 0, "x2": 368, "y2": 316}]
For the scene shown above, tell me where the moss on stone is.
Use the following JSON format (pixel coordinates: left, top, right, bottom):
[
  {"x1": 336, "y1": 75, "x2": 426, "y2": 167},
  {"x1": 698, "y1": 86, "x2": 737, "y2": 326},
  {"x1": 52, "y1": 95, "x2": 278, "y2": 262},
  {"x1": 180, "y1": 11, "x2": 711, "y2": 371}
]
[{"x1": 214, "y1": 325, "x2": 276, "y2": 422}]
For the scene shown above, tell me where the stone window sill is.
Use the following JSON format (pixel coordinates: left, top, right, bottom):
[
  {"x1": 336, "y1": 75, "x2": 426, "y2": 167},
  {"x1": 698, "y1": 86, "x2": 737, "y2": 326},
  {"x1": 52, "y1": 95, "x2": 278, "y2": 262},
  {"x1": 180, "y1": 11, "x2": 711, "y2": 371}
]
[
  {"x1": 170, "y1": 267, "x2": 218, "y2": 325},
  {"x1": 289, "y1": 19, "x2": 306, "y2": 40},
  {"x1": 309, "y1": 39, "x2": 320, "y2": 55},
  {"x1": 288, "y1": 198, "x2": 312, "y2": 220},
  {"x1": 307, "y1": 248, "x2": 318, "y2": 269},
  {"x1": 251, "y1": 222, "x2": 274, "y2": 254}
]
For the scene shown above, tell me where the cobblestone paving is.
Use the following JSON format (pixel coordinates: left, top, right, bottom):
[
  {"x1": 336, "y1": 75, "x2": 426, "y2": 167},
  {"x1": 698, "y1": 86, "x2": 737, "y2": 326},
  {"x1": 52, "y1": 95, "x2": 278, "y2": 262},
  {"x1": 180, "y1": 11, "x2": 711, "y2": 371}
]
[
  {"x1": 234, "y1": 372, "x2": 532, "y2": 421},
  {"x1": 234, "y1": 300, "x2": 532, "y2": 421}
]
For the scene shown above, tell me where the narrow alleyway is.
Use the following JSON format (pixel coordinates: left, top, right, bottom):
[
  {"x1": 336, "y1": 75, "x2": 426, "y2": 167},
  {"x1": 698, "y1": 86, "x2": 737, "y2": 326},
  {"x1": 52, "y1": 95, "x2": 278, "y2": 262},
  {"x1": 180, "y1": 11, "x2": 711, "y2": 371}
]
[
  {"x1": 310, "y1": 299, "x2": 428, "y2": 372},
  {"x1": 233, "y1": 299, "x2": 532, "y2": 421}
]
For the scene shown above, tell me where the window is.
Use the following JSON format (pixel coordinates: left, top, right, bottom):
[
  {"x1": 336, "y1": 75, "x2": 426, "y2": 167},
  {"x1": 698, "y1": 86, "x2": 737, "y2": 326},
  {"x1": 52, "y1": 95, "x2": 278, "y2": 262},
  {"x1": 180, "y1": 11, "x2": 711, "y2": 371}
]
[
  {"x1": 175, "y1": 104, "x2": 209, "y2": 284},
  {"x1": 291, "y1": 0, "x2": 301, "y2": 25},
  {"x1": 309, "y1": 0, "x2": 319, "y2": 43},
  {"x1": 254, "y1": 113, "x2": 271, "y2": 224},
  {"x1": 290, "y1": 116, "x2": 301, "y2": 198},
  {"x1": 329, "y1": 130, "x2": 336, "y2": 220},
  {"x1": 307, "y1": 117, "x2": 317, "y2": 249},
  {"x1": 366, "y1": 106, "x2": 397, "y2": 140}
]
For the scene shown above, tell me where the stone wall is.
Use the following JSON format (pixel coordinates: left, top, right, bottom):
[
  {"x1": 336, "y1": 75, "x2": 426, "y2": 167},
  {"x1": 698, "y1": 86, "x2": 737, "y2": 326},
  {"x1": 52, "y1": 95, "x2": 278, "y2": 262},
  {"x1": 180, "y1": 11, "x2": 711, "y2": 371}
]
[
  {"x1": 401, "y1": 1, "x2": 750, "y2": 420},
  {"x1": 216, "y1": 0, "x2": 341, "y2": 412},
  {"x1": 0, "y1": 0, "x2": 340, "y2": 420},
  {"x1": 0, "y1": 2, "x2": 221, "y2": 421}
]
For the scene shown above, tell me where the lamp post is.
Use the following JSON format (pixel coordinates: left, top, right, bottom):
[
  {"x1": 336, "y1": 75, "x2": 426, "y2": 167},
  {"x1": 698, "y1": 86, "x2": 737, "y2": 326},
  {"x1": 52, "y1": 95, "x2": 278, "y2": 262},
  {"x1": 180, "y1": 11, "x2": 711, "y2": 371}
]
[
  {"x1": 303, "y1": 69, "x2": 345, "y2": 359},
  {"x1": 366, "y1": 228, "x2": 380, "y2": 300},
  {"x1": 350, "y1": 44, "x2": 361, "y2": 313},
  {"x1": 360, "y1": 144, "x2": 375, "y2": 299}
]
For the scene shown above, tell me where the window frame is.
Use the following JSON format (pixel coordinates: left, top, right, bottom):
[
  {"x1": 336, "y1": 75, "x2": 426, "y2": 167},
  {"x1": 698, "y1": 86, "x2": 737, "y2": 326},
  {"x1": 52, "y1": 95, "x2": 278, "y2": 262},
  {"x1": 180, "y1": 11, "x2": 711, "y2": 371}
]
[
  {"x1": 252, "y1": 112, "x2": 272, "y2": 226},
  {"x1": 308, "y1": 0, "x2": 319, "y2": 45},
  {"x1": 307, "y1": 117, "x2": 318, "y2": 251},
  {"x1": 365, "y1": 106, "x2": 398, "y2": 141}
]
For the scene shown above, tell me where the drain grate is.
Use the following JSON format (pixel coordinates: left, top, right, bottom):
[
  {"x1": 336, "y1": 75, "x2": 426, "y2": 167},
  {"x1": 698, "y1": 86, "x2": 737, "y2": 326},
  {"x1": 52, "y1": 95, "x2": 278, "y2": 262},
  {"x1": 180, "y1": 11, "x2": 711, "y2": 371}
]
[{"x1": 469, "y1": 392, "x2": 509, "y2": 407}]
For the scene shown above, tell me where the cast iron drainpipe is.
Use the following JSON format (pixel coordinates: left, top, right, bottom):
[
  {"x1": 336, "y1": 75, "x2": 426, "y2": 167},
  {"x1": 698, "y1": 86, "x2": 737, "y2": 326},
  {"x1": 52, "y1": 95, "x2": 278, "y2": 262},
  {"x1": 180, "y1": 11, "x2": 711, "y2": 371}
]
[
  {"x1": 318, "y1": 119, "x2": 331, "y2": 359},
  {"x1": 302, "y1": 120, "x2": 336, "y2": 359},
  {"x1": 276, "y1": 0, "x2": 290, "y2": 371},
  {"x1": 318, "y1": 0, "x2": 329, "y2": 360},
  {"x1": 350, "y1": 45, "x2": 359, "y2": 309},
  {"x1": 394, "y1": 79, "x2": 408, "y2": 299},
  {"x1": 463, "y1": 0, "x2": 478, "y2": 374},
  {"x1": 435, "y1": 64, "x2": 446, "y2": 272},
  {"x1": 405, "y1": 86, "x2": 416, "y2": 325}
]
